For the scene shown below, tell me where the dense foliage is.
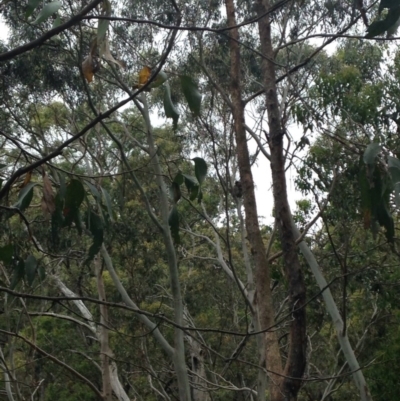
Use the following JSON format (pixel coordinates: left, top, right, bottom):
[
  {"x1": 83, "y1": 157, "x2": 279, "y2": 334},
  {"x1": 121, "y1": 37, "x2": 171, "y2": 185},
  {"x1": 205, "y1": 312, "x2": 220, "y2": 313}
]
[{"x1": 1, "y1": 0, "x2": 400, "y2": 400}]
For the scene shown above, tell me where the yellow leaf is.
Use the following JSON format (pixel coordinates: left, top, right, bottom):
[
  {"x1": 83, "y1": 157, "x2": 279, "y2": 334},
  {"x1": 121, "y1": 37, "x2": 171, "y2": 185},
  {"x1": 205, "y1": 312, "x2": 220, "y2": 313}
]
[
  {"x1": 82, "y1": 54, "x2": 100, "y2": 83},
  {"x1": 138, "y1": 66, "x2": 151, "y2": 85},
  {"x1": 41, "y1": 171, "x2": 55, "y2": 216},
  {"x1": 21, "y1": 171, "x2": 32, "y2": 188}
]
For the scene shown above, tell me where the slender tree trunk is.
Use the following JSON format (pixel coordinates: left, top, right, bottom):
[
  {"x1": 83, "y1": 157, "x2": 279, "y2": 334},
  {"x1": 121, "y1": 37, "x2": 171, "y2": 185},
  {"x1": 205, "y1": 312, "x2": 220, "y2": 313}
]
[
  {"x1": 95, "y1": 256, "x2": 112, "y2": 401},
  {"x1": 255, "y1": 1, "x2": 307, "y2": 399},
  {"x1": 140, "y1": 94, "x2": 192, "y2": 401},
  {"x1": 224, "y1": 1, "x2": 283, "y2": 400},
  {"x1": 290, "y1": 219, "x2": 373, "y2": 401}
]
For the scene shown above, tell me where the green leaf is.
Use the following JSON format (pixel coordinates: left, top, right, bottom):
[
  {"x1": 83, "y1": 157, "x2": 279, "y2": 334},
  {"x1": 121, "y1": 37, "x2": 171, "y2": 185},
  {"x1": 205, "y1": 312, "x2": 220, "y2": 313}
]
[
  {"x1": 388, "y1": 156, "x2": 400, "y2": 184},
  {"x1": 52, "y1": 14, "x2": 62, "y2": 28},
  {"x1": 26, "y1": 0, "x2": 41, "y2": 18},
  {"x1": 84, "y1": 180, "x2": 101, "y2": 200},
  {"x1": 197, "y1": 187, "x2": 203, "y2": 203},
  {"x1": 0, "y1": 164, "x2": 6, "y2": 169},
  {"x1": 33, "y1": 1, "x2": 62, "y2": 24},
  {"x1": 0, "y1": 244, "x2": 13, "y2": 265},
  {"x1": 192, "y1": 157, "x2": 207, "y2": 185},
  {"x1": 97, "y1": 19, "x2": 110, "y2": 43},
  {"x1": 10, "y1": 259, "x2": 25, "y2": 290},
  {"x1": 25, "y1": 255, "x2": 37, "y2": 286},
  {"x1": 101, "y1": 187, "x2": 114, "y2": 222},
  {"x1": 14, "y1": 182, "x2": 37, "y2": 211},
  {"x1": 190, "y1": 185, "x2": 199, "y2": 201},
  {"x1": 38, "y1": 265, "x2": 46, "y2": 281},
  {"x1": 163, "y1": 83, "x2": 179, "y2": 130},
  {"x1": 85, "y1": 211, "x2": 104, "y2": 262},
  {"x1": 376, "y1": 202, "x2": 395, "y2": 243},
  {"x1": 379, "y1": 0, "x2": 400, "y2": 14},
  {"x1": 149, "y1": 71, "x2": 168, "y2": 88},
  {"x1": 394, "y1": 182, "x2": 400, "y2": 208},
  {"x1": 59, "y1": 172, "x2": 66, "y2": 199},
  {"x1": 73, "y1": 209, "x2": 83, "y2": 235},
  {"x1": 168, "y1": 205, "x2": 180, "y2": 244},
  {"x1": 170, "y1": 182, "x2": 181, "y2": 203},
  {"x1": 363, "y1": 143, "x2": 381, "y2": 165},
  {"x1": 63, "y1": 180, "x2": 85, "y2": 229},
  {"x1": 183, "y1": 174, "x2": 198, "y2": 191},
  {"x1": 64, "y1": 179, "x2": 85, "y2": 215},
  {"x1": 366, "y1": 7, "x2": 400, "y2": 38},
  {"x1": 180, "y1": 76, "x2": 202, "y2": 117},
  {"x1": 173, "y1": 171, "x2": 184, "y2": 185},
  {"x1": 97, "y1": 0, "x2": 111, "y2": 43}
]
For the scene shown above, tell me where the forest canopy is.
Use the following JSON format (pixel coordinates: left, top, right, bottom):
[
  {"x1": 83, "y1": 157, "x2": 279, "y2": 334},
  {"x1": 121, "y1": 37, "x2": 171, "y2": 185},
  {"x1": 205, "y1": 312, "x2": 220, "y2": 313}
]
[{"x1": 1, "y1": 0, "x2": 400, "y2": 400}]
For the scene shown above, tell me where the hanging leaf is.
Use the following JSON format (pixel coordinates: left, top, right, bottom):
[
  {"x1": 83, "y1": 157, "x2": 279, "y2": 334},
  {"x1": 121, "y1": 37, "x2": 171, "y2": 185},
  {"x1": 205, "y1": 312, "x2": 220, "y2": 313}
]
[
  {"x1": 33, "y1": 1, "x2": 62, "y2": 24},
  {"x1": 377, "y1": 202, "x2": 395, "y2": 243},
  {"x1": 163, "y1": 82, "x2": 179, "y2": 130},
  {"x1": 363, "y1": 143, "x2": 381, "y2": 165},
  {"x1": 173, "y1": 171, "x2": 184, "y2": 185},
  {"x1": 168, "y1": 205, "x2": 180, "y2": 244},
  {"x1": 388, "y1": 156, "x2": 400, "y2": 184},
  {"x1": 192, "y1": 157, "x2": 208, "y2": 185},
  {"x1": 10, "y1": 259, "x2": 25, "y2": 290},
  {"x1": 170, "y1": 182, "x2": 181, "y2": 203},
  {"x1": 101, "y1": 187, "x2": 114, "y2": 222},
  {"x1": 82, "y1": 54, "x2": 99, "y2": 83},
  {"x1": 26, "y1": 0, "x2": 41, "y2": 18},
  {"x1": 63, "y1": 179, "x2": 85, "y2": 226},
  {"x1": 38, "y1": 265, "x2": 46, "y2": 281},
  {"x1": 64, "y1": 180, "x2": 85, "y2": 211},
  {"x1": 197, "y1": 187, "x2": 203, "y2": 203},
  {"x1": 183, "y1": 174, "x2": 198, "y2": 190},
  {"x1": 394, "y1": 182, "x2": 400, "y2": 208},
  {"x1": 54, "y1": 170, "x2": 66, "y2": 199},
  {"x1": 73, "y1": 209, "x2": 83, "y2": 235},
  {"x1": 99, "y1": 37, "x2": 126, "y2": 69},
  {"x1": 14, "y1": 182, "x2": 37, "y2": 211},
  {"x1": 189, "y1": 184, "x2": 199, "y2": 201},
  {"x1": 84, "y1": 180, "x2": 101, "y2": 200},
  {"x1": 41, "y1": 171, "x2": 55, "y2": 216},
  {"x1": 21, "y1": 170, "x2": 32, "y2": 188},
  {"x1": 0, "y1": 244, "x2": 13, "y2": 265},
  {"x1": 387, "y1": 11, "x2": 400, "y2": 36},
  {"x1": 379, "y1": 0, "x2": 400, "y2": 14},
  {"x1": 25, "y1": 255, "x2": 37, "y2": 286},
  {"x1": 180, "y1": 75, "x2": 202, "y2": 117},
  {"x1": 132, "y1": 66, "x2": 152, "y2": 89},
  {"x1": 149, "y1": 71, "x2": 168, "y2": 88},
  {"x1": 97, "y1": 0, "x2": 111, "y2": 43},
  {"x1": 52, "y1": 14, "x2": 62, "y2": 28},
  {"x1": 366, "y1": 7, "x2": 400, "y2": 38},
  {"x1": 85, "y1": 211, "x2": 104, "y2": 262}
]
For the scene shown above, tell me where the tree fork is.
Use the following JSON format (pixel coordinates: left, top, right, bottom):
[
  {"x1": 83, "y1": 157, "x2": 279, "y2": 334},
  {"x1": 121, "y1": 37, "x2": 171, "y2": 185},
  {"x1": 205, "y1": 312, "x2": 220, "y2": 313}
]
[
  {"x1": 224, "y1": 0, "x2": 284, "y2": 399},
  {"x1": 255, "y1": 0, "x2": 307, "y2": 399}
]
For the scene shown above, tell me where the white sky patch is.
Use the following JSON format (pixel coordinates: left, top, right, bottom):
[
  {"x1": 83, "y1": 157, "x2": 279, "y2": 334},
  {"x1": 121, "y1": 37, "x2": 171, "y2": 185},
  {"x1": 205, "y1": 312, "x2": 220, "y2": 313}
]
[{"x1": 0, "y1": 17, "x2": 10, "y2": 42}]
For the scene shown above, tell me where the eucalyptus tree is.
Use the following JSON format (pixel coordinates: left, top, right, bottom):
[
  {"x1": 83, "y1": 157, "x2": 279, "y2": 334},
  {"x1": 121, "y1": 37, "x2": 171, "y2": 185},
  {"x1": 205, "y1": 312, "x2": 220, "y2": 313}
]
[{"x1": 2, "y1": 0, "x2": 400, "y2": 401}]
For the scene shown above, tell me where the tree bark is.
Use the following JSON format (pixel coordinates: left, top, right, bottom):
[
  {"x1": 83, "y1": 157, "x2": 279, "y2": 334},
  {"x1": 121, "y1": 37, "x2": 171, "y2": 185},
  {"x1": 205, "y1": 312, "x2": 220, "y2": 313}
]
[
  {"x1": 255, "y1": 1, "x2": 307, "y2": 399},
  {"x1": 224, "y1": 0, "x2": 284, "y2": 399},
  {"x1": 95, "y1": 256, "x2": 113, "y2": 401},
  {"x1": 290, "y1": 219, "x2": 372, "y2": 401}
]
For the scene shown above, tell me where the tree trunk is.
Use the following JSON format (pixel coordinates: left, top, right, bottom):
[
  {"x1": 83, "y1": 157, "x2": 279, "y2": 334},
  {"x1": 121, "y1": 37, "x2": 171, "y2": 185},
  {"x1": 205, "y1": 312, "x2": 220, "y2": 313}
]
[
  {"x1": 95, "y1": 256, "x2": 112, "y2": 401},
  {"x1": 141, "y1": 94, "x2": 192, "y2": 401},
  {"x1": 224, "y1": 0, "x2": 284, "y2": 399},
  {"x1": 255, "y1": 1, "x2": 307, "y2": 399}
]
